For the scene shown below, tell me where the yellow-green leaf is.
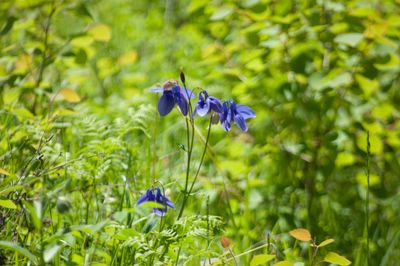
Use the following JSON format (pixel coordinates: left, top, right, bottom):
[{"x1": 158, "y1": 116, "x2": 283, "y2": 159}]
[
  {"x1": 324, "y1": 252, "x2": 351, "y2": 265},
  {"x1": 59, "y1": 88, "x2": 81, "y2": 103},
  {"x1": 250, "y1": 254, "x2": 275, "y2": 266},
  {"x1": 0, "y1": 199, "x2": 17, "y2": 209},
  {"x1": 118, "y1": 51, "x2": 138, "y2": 65},
  {"x1": 289, "y1": 228, "x2": 312, "y2": 241},
  {"x1": 273, "y1": 261, "x2": 293, "y2": 266},
  {"x1": 318, "y1": 238, "x2": 335, "y2": 247},
  {"x1": 0, "y1": 168, "x2": 10, "y2": 176},
  {"x1": 88, "y1": 24, "x2": 111, "y2": 42}
]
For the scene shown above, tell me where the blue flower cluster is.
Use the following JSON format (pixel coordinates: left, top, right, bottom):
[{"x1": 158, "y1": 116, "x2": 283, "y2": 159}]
[
  {"x1": 138, "y1": 78, "x2": 256, "y2": 216},
  {"x1": 136, "y1": 187, "x2": 175, "y2": 216},
  {"x1": 150, "y1": 79, "x2": 255, "y2": 132}
]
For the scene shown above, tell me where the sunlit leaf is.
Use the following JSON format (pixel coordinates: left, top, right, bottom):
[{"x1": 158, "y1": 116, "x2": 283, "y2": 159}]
[
  {"x1": 58, "y1": 88, "x2": 81, "y2": 103},
  {"x1": 13, "y1": 108, "x2": 34, "y2": 119},
  {"x1": 88, "y1": 24, "x2": 112, "y2": 42},
  {"x1": 250, "y1": 254, "x2": 275, "y2": 266},
  {"x1": 318, "y1": 238, "x2": 335, "y2": 247},
  {"x1": 23, "y1": 200, "x2": 42, "y2": 230},
  {"x1": 71, "y1": 36, "x2": 94, "y2": 48},
  {"x1": 0, "y1": 199, "x2": 17, "y2": 209},
  {"x1": 289, "y1": 228, "x2": 312, "y2": 241},
  {"x1": 273, "y1": 261, "x2": 293, "y2": 266},
  {"x1": 211, "y1": 7, "x2": 234, "y2": 20},
  {"x1": 0, "y1": 168, "x2": 10, "y2": 176},
  {"x1": 356, "y1": 172, "x2": 380, "y2": 187},
  {"x1": 324, "y1": 252, "x2": 351, "y2": 265},
  {"x1": 44, "y1": 245, "x2": 62, "y2": 262},
  {"x1": 118, "y1": 51, "x2": 138, "y2": 65},
  {"x1": 335, "y1": 152, "x2": 356, "y2": 167},
  {"x1": 334, "y1": 33, "x2": 364, "y2": 47}
]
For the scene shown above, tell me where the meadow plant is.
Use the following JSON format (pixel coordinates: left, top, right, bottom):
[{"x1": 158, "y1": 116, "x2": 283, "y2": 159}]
[{"x1": 139, "y1": 72, "x2": 255, "y2": 220}]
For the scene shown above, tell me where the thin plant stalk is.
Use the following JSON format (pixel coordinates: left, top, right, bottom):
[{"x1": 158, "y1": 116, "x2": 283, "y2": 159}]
[
  {"x1": 188, "y1": 116, "x2": 213, "y2": 195},
  {"x1": 177, "y1": 81, "x2": 195, "y2": 219},
  {"x1": 365, "y1": 131, "x2": 370, "y2": 265}
]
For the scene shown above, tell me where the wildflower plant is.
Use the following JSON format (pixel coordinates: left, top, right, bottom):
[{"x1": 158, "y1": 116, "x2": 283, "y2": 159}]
[{"x1": 135, "y1": 72, "x2": 255, "y2": 263}]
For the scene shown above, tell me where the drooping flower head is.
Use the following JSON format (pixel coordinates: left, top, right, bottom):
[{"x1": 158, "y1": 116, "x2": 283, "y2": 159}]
[
  {"x1": 150, "y1": 80, "x2": 194, "y2": 116},
  {"x1": 193, "y1": 90, "x2": 222, "y2": 117},
  {"x1": 220, "y1": 99, "x2": 255, "y2": 132},
  {"x1": 136, "y1": 187, "x2": 175, "y2": 216}
]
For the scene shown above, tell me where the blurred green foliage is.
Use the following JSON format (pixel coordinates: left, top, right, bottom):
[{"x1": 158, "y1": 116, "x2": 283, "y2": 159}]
[{"x1": 1, "y1": 0, "x2": 400, "y2": 265}]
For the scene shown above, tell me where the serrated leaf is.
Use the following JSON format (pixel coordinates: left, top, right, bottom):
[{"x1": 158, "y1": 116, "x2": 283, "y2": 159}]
[
  {"x1": 59, "y1": 88, "x2": 81, "y2": 103},
  {"x1": 318, "y1": 238, "x2": 335, "y2": 247},
  {"x1": 324, "y1": 252, "x2": 351, "y2": 265},
  {"x1": 289, "y1": 228, "x2": 312, "y2": 241},
  {"x1": 0, "y1": 199, "x2": 17, "y2": 209},
  {"x1": 88, "y1": 24, "x2": 111, "y2": 42},
  {"x1": 0, "y1": 168, "x2": 10, "y2": 176},
  {"x1": 44, "y1": 245, "x2": 61, "y2": 262},
  {"x1": 0, "y1": 241, "x2": 38, "y2": 264},
  {"x1": 250, "y1": 254, "x2": 275, "y2": 266}
]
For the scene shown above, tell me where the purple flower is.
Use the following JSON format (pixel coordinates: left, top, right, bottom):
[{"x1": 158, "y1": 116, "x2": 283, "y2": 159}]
[
  {"x1": 137, "y1": 187, "x2": 175, "y2": 216},
  {"x1": 150, "y1": 80, "x2": 194, "y2": 116},
  {"x1": 220, "y1": 100, "x2": 255, "y2": 132},
  {"x1": 193, "y1": 90, "x2": 222, "y2": 117}
]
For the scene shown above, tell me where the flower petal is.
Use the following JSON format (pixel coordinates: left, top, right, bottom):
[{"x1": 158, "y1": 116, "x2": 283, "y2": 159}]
[
  {"x1": 221, "y1": 119, "x2": 231, "y2": 131},
  {"x1": 149, "y1": 87, "x2": 164, "y2": 93},
  {"x1": 196, "y1": 101, "x2": 210, "y2": 116},
  {"x1": 153, "y1": 208, "x2": 167, "y2": 216},
  {"x1": 158, "y1": 93, "x2": 175, "y2": 116},
  {"x1": 164, "y1": 197, "x2": 176, "y2": 209},
  {"x1": 182, "y1": 87, "x2": 196, "y2": 99},
  {"x1": 236, "y1": 104, "x2": 256, "y2": 119},
  {"x1": 177, "y1": 97, "x2": 188, "y2": 116},
  {"x1": 234, "y1": 114, "x2": 248, "y2": 132},
  {"x1": 136, "y1": 188, "x2": 153, "y2": 205},
  {"x1": 209, "y1": 97, "x2": 222, "y2": 113}
]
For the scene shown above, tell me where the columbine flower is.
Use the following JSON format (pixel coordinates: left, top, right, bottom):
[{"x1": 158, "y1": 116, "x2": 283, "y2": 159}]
[
  {"x1": 193, "y1": 90, "x2": 222, "y2": 117},
  {"x1": 136, "y1": 187, "x2": 175, "y2": 216},
  {"x1": 150, "y1": 80, "x2": 194, "y2": 116},
  {"x1": 220, "y1": 99, "x2": 255, "y2": 132}
]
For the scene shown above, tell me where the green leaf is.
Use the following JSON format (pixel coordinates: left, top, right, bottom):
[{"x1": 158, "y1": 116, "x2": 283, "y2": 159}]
[
  {"x1": 88, "y1": 24, "x2": 112, "y2": 42},
  {"x1": 289, "y1": 228, "x2": 312, "y2": 241},
  {"x1": 23, "y1": 200, "x2": 42, "y2": 230},
  {"x1": 0, "y1": 168, "x2": 10, "y2": 176},
  {"x1": 334, "y1": 33, "x2": 364, "y2": 47},
  {"x1": 0, "y1": 241, "x2": 38, "y2": 265},
  {"x1": 0, "y1": 199, "x2": 17, "y2": 209},
  {"x1": 250, "y1": 254, "x2": 275, "y2": 266},
  {"x1": 211, "y1": 7, "x2": 234, "y2": 20},
  {"x1": 324, "y1": 252, "x2": 351, "y2": 265},
  {"x1": 58, "y1": 88, "x2": 81, "y2": 103},
  {"x1": 273, "y1": 261, "x2": 293, "y2": 266},
  {"x1": 318, "y1": 238, "x2": 334, "y2": 247},
  {"x1": 1, "y1": 16, "x2": 17, "y2": 35},
  {"x1": 44, "y1": 245, "x2": 62, "y2": 262}
]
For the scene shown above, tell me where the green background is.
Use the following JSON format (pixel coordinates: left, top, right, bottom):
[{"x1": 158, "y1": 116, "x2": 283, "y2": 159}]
[{"x1": 1, "y1": 0, "x2": 399, "y2": 265}]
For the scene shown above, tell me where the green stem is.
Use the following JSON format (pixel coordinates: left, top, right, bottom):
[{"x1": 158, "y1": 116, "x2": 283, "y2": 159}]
[
  {"x1": 366, "y1": 131, "x2": 370, "y2": 265},
  {"x1": 188, "y1": 116, "x2": 213, "y2": 195},
  {"x1": 177, "y1": 84, "x2": 195, "y2": 220}
]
